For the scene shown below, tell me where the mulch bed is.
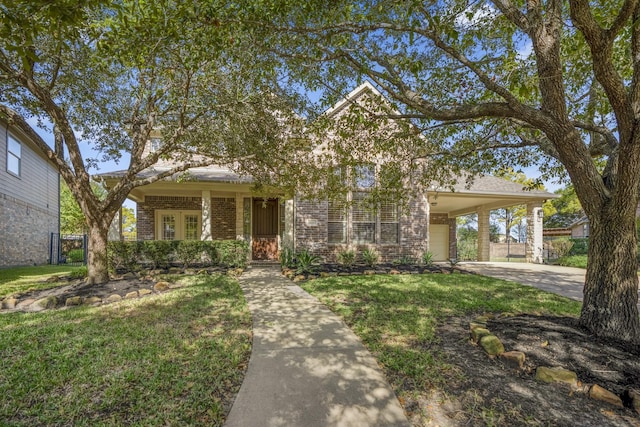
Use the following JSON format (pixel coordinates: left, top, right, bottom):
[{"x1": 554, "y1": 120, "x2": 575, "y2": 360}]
[{"x1": 435, "y1": 314, "x2": 640, "y2": 426}]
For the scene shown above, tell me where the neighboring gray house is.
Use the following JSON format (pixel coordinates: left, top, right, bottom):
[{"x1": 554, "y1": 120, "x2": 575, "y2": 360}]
[{"x1": 0, "y1": 119, "x2": 59, "y2": 267}]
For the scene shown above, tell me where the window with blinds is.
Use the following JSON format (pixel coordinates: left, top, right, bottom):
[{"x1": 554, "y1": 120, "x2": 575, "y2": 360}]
[
  {"x1": 326, "y1": 163, "x2": 399, "y2": 245},
  {"x1": 352, "y1": 192, "x2": 376, "y2": 243},
  {"x1": 328, "y1": 199, "x2": 347, "y2": 243},
  {"x1": 380, "y1": 200, "x2": 399, "y2": 244}
]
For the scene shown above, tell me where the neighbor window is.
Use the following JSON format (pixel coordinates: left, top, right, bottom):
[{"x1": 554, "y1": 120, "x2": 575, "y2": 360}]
[{"x1": 7, "y1": 134, "x2": 21, "y2": 176}]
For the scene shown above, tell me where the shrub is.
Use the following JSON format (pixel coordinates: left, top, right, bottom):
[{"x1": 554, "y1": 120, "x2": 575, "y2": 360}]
[
  {"x1": 569, "y1": 238, "x2": 588, "y2": 256},
  {"x1": 201, "y1": 241, "x2": 219, "y2": 265},
  {"x1": 549, "y1": 238, "x2": 574, "y2": 258},
  {"x1": 107, "y1": 241, "x2": 141, "y2": 272},
  {"x1": 176, "y1": 241, "x2": 205, "y2": 268},
  {"x1": 142, "y1": 240, "x2": 177, "y2": 269},
  {"x1": 295, "y1": 249, "x2": 321, "y2": 275},
  {"x1": 215, "y1": 240, "x2": 249, "y2": 268},
  {"x1": 67, "y1": 249, "x2": 85, "y2": 263},
  {"x1": 279, "y1": 247, "x2": 296, "y2": 269},
  {"x1": 393, "y1": 255, "x2": 416, "y2": 266},
  {"x1": 336, "y1": 249, "x2": 356, "y2": 268},
  {"x1": 422, "y1": 251, "x2": 434, "y2": 266},
  {"x1": 361, "y1": 248, "x2": 379, "y2": 267}
]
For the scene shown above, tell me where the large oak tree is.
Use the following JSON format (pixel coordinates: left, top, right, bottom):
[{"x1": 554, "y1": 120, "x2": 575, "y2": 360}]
[
  {"x1": 0, "y1": 1, "x2": 301, "y2": 284},
  {"x1": 253, "y1": 0, "x2": 640, "y2": 343}
]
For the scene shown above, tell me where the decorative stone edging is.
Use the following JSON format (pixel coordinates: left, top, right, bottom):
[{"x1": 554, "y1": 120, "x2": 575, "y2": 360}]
[
  {"x1": 0, "y1": 267, "x2": 244, "y2": 313},
  {"x1": 0, "y1": 280, "x2": 183, "y2": 312},
  {"x1": 468, "y1": 314, "x2": 638, "y2": 414}
]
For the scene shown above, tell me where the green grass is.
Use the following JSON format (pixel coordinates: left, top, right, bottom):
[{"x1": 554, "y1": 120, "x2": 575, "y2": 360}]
[
  {"x1": 300, "y1": 273, "x2": 581, "y2": 404},
  {"x1": 555, "y1": 254, "x2": 588, "y2": 268},
  {"x1": 0, "y1": 265, "x2": 87, "y2": 298},
  {"x1": 0, "y1": 274, "x2": 251, "y2": 426}
]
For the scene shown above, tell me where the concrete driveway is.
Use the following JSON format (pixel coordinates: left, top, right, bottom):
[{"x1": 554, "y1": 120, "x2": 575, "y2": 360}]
[{"x1": 457, "y1": 262, "x2": 586, "y2": 302}]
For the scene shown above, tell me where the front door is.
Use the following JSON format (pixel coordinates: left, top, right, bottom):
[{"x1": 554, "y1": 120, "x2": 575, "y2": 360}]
[{"x1": 252, "y1": 199, "x2": 278, "y2": 260}]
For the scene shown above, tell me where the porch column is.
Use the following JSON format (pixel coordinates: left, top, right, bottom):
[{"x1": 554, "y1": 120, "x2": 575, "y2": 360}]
[
  {"x1": 448, "y1": 217, "x2": 457, "y2": 260},
  {"x1": 283, "y1": 199, "x2": 294, "y2": 249},
  {"x1": 526, "y1": 202, "x2": 544, "y2": 263},
  {"x1": 235, "y1": 193, "x2": 244, "y2": 240},
  {"x1": 201, "y1": 190, "x2": 212, "y2": 240},
  {"x1": 477, "y1": 208, "x2": 490, "y2": 261}
]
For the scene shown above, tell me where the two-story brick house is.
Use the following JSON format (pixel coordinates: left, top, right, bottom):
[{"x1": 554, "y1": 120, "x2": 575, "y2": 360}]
[
  {"x1": 99, "y1": 82, "x2": 554, "y2": 263},
  {"x1": 1, "y1": 119, "x2": 59, "y2": 267}
]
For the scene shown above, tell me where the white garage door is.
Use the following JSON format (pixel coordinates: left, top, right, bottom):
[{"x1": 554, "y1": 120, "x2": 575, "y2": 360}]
[{"x1": 429, "y1": 224, "x2": 450, "y2": 261}]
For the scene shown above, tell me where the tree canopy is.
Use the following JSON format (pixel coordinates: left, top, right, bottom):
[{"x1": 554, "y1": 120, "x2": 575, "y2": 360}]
[
  {"x1": 0, "y1": 0, "x2": 303, "y2": 284},
  {"x1": 247, "y1": 0, "x2": 640, "y2": 342},
  {"x1": 544, "y1": 185, "x2": 584, "y2": 228}
]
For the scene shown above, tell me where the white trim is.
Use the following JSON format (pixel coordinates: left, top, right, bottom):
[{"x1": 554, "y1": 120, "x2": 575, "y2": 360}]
[{"x1": 155, "y1": 209, "x2": 201, "y2": 240}]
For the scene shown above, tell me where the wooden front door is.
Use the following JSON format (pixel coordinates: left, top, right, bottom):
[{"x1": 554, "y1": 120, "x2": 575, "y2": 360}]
[{"x1": 252, "y1": 199, "x2": 278, "y2": 260}]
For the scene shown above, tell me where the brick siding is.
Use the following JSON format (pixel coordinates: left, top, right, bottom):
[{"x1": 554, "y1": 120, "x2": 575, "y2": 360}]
[
  {"x1": 294, "y1": 195, "x2": 432, "y2": 263},
  {"x1": 211, "y1": 197, "x2": 236, "y2": 239},
  {"x1": 137, "y1": 196, "x2": 202, "y2": 240},
  {"x1": 137, "y1": 195, "x2": 237, "y2": 240},
  {"x1": 0, "y1": 192, "x2": 58, "y2": 266}
]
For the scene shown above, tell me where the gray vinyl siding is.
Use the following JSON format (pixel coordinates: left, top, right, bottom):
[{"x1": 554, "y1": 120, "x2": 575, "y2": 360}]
[
  {"x1": 0, "y1": 122, "x2": 59, "y2": 212},
  {"x1": 0, "y1": 120, "x2": 59, "y2": 266}
]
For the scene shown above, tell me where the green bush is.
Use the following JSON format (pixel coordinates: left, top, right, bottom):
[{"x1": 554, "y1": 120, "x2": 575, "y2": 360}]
[
  {"x1": 176, "y1": 241, "x2": 205, "y2": 268},
  {"x1": 569, "y1": 238, "x2": 588, "y2": 255},
  {"x1": 142, "y1": 240, "x2": 177, "y2": 269},
  {"x1": 107, "y1": 241, "x2": 142, "y2": 272},
  {"x1": 295, "y1": 249, "x2": 321, "y2": 275},
  {"x1": 336, "y1": 249, "x2": 356, "y2": 268},
  {"x1": 108, "y1": 239, "x2": 248, "y2": 272},
  {"x1": 361, "y1": 248, "x2": 379, "y2": 267},
  {"x1": 67, "y1": 248, "x2": 85, "y2": 263},
  {"x1": 422, "y1": 251, "x2": 434, "y2": 266},
  {"x1": 215, "y1": 240, "x2": 249, "y2": 268},
  {"x1": 279, "y1": 247, "x2": 296, "y2": 269},
  {"x1": 201, "y1": 241, "x2": 219, "y2": 265},
  {"x1": 393, "y1": 255, "x2": 416, "y2": 266},
  {"x1": 548, "y1": 238, "x2": 574, "y2": 258}
]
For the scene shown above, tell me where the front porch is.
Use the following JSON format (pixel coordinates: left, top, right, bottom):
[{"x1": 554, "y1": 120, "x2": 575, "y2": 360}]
[{"x1": 118, "y1": 174, "x2": 290, "y2": 261}]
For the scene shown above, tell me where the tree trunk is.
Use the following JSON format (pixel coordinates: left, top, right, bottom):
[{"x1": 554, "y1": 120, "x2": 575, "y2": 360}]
[
  {"x1": 581, "y1": 212, "x2": 640, "y2": 343},
  {"x1": 86, "y1": 224, "x2": 110, "y2": 285}
]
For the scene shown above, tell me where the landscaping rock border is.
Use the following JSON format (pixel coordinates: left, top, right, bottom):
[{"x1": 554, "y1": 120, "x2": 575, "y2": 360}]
[
  {"x1": 468, "y1": 313, "x2": 635, "y2": 414},
  {"x1": 0, "y1": 266, "x2": 244, "y2": 313}
]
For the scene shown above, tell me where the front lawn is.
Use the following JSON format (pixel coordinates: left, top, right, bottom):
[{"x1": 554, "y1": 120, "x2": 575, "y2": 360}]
[
  {"x1": 555, "y1": 254, "x2": 588, "y2": 268},
  {"x1": 0, "y1": 265, "x2": 86, "y2": 298},
  {"x1": 300, "y1": 273, "x2": 581, "y2": 421},
  {"x1": 0, "y1": 274, "x2": 251, "y2": 426}
]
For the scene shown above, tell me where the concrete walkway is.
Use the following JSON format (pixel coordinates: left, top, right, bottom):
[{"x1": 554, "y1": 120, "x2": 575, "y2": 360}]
[
  {"x1": 224, "y1": 265, "x2": 409, "y2": 427},
  {"x1": 458, "y1": 262, "x2": 586, "y2": 301}
]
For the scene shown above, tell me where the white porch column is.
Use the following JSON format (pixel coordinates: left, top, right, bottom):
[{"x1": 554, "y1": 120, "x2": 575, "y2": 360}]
[
  {"x1": 108, "y1": 208, "x2": 122, "y2": 241},
  {"x1": 235, "y1": 193, "x2": 245, "y2": 240},
  {"x1": 283, "y1": 199, "x2": 295, "y2": 249},
  {"x1": 477, "y1": 208, "x2": 490, "y2": 261},
  {"x1": 201, "y1": 190, "x2": 212, "y2": 240},
  {"x1": 526, "y1": 202, "x2": 544, "y2": 263}
]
